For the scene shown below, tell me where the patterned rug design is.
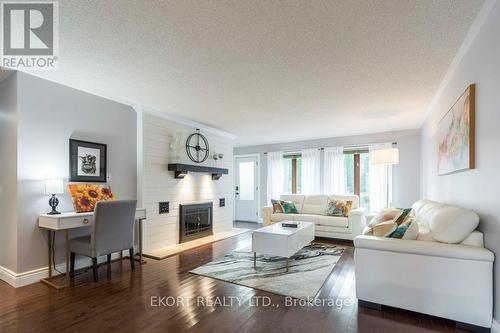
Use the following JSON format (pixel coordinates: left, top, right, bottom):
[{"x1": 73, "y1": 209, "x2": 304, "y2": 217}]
[{"x1": 190, "y1": 243, "x2": 344, "y2": 300}]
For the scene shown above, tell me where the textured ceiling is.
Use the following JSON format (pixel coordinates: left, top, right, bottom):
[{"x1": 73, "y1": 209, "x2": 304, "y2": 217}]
[{"x1": 32, "y1": 0, "x2": 484, "y2": 146}]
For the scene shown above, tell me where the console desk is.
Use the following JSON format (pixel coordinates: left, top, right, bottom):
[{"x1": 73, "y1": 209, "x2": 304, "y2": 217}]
[{"x1": 38, "y1": 208, "x2": 147, "y2": 289}]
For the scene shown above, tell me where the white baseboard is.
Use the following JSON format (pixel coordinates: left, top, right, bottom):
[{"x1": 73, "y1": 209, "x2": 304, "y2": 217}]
[
  {"x1": 0, "y1": 265, "x2": 19, "y2": 287},
  {"x1": 0, "y1": 252, "x2": 127, "y2": 288},
  {"x1": 0, "y1": 265, "x2": 53, "y2": 288},
  {"x1": 492, "y1": 319, "x2": 500, "y2": 333}
]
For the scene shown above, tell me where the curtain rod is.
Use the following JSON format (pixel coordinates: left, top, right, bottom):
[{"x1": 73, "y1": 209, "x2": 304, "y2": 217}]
[
  {"x1": 262, "y1": 141, "x2": 397, "y2": 155},
  {"x1": 263, "y1": 148, "x2": 323, "y2": 155}
]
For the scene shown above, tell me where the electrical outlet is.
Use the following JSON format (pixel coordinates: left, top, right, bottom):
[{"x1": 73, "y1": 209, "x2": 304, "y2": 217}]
[
  {"x1": 159, "y1": 201, "x2": 169, "y2": 214},
  {"x1": 219, "y1": 198, "x2": 225, "y2": 207}
]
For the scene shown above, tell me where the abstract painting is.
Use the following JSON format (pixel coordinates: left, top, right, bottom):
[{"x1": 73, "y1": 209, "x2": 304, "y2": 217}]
[{"x1": 437, "y1": 84, "x2": 475, "y2": 176}]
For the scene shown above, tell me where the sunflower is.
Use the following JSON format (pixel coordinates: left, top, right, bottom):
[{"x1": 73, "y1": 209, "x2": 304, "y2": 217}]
[
  {"x1": 76, "y1": 194, "x2": 94, "y2": 212},
  {"x1": 100, "y1": 187, "x2": 115, "y2": 200},
  {"x1": 77, "y1": 184, "x2": 90, "y2": 194},
  {"x1": 79, "y1": 184, "x2": 101, "y2": 202},
  {"x1": 86, "y1": 189, "x2": 100, "y2": 199}
]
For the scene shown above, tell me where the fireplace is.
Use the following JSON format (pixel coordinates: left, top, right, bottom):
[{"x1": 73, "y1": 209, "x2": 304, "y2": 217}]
[{"x1": 179, "y1": 202, "x2": 213, "y2": 243}]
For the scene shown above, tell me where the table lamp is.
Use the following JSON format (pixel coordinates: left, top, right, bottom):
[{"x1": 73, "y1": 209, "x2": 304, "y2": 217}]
[
  {"x1": 370, "y1": 143, "x2": 399, "y2": 208},
  {"x1": 44, "y1": 179, "x2": 64, "y2": 215}
]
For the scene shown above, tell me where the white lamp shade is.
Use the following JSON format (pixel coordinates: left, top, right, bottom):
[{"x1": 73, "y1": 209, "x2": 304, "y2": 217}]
[
  {"x1": 370, "y1": 148, "x2": 400, "y2": 165},
  {"x1": 44, "y1": 179, "x2": 64, "y2": 195}
]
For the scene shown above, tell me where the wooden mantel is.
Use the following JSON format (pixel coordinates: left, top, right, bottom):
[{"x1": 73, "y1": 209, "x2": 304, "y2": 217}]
[{"x1": 167, "y1": 163, "x2": 229, "y2": 180}]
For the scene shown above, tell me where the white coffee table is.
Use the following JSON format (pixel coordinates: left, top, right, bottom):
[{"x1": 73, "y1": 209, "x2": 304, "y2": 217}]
[{"x1": 252, "y1": 221, "x2": 315, "y2": 272}]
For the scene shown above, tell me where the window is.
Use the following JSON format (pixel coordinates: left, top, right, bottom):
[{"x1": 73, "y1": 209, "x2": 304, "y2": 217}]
[
  {"x1": 238, "y1": 161, "x2": 255, "y2": 200},
  {"x1": 283, "y1": 154, "x2": 302, "y2": 194},
  {"x1": 359, "y1": 153, "x2": 370, "y2": 209},
  {"x1": 344, "y1": 149, "x2": 370, "y2": 209},
  {"x1": 277, "y1": 148, "x2": 370, "y2": 207}
]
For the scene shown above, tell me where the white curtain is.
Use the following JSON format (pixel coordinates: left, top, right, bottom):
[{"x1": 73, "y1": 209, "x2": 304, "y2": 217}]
[
  {"x1": 301, "y1": 148, "x2": 321, "y2": 194},
  {"x1": 369, "y1": 144, "x2": 393, "y2": 213},
  {"x1": 266, "y1": 151, "x2": 284, "y2": 202},
  {"x1": 323, "y1": 146, "x2": 346, "y2": 194}
]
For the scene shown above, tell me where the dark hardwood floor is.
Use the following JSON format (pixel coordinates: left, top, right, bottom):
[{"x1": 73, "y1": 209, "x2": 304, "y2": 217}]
[{"x1": 0, "y1": 223, "x2": 465, "y2": 333}]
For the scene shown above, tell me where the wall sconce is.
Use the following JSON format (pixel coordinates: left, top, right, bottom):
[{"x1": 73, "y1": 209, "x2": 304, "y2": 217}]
[{"x1": 175, "y1": 171, "x2": 188, "y2": 179}]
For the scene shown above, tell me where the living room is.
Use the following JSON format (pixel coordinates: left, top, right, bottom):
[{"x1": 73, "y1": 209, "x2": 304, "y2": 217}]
[{"x1": 0, "y1": 1, "x2": 499, "y2": 332}]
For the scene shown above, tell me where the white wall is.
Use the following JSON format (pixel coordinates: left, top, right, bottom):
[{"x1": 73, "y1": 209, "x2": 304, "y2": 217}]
[
  {"x1": 0, "y1": 73, "x2": 18, "y2": 272},
  {"x1": 420, "y1": 0, "x2": 500, "y2": 321},
  {"x1": 142, "y1": 113, "x2": 234, "y2": 253},
  {"x1": 13, "y1": 72, "x2": 137, "y2": 273},
  {"x1": 234, "y1": 129, "x2": 421, "y2": 212}
]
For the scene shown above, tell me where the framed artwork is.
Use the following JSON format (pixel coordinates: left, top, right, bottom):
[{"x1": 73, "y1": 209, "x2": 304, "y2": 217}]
[
  {"x1": 68, "y1": 184, "x2": 115, "y2": 213},
  {"x1": 437, "y1": 84, "x2": 475, "y2": 176},
  {"x1": 69, "y1": 139, "x2": 107, "y2": 182}
]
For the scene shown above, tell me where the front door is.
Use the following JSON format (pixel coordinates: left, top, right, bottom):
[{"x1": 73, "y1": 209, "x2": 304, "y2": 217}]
[{"x1": 235, "y1": 155, "x2": 259, "y2": 222}]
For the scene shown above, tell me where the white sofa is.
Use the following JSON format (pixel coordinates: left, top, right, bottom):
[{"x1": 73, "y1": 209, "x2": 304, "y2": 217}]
[
  {"x1": 354, "y1": 200, "x2": 494, "y2": 331},
  {"x1": 262, "y1": 194, "x2": 366, "y2": 240}
]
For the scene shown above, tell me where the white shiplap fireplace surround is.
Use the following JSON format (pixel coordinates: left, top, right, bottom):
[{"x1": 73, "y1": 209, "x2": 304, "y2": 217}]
[{"x1": 141, "y1": 113, "x2": 234, "y2": 254}]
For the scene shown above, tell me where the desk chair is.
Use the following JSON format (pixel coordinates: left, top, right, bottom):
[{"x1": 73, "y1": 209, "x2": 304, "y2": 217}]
[{"x1": 69, "y1": 200, "x2": 137, "y2": 282}]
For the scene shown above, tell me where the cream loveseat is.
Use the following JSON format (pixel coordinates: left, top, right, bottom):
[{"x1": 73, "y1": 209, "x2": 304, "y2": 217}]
[
  {"x1": 262, "y1": 194, "x2": 366, "y2": 240},
  {"x1": 354, "y1": 200, "x2": 494, "y2": 332}
]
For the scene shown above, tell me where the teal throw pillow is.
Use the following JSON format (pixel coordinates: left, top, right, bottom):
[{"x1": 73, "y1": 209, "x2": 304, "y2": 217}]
[
  {"x1": 281, "y1": 200, "x2": 299, "y2": 214},
  {"x1": 327, "y1": 200, "x2": 348, "y2": 217},
  {"x1": 390, "y1": 225, "x2": 410, "y2": 239},
  {"x1": 271, "y1": 199, "x2": 284, "y2": 213}
]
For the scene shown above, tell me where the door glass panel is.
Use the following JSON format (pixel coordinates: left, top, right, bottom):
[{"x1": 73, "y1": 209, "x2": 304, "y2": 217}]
[{"x1": 239, "y1": 161, "x2": 255, "y2": 200}]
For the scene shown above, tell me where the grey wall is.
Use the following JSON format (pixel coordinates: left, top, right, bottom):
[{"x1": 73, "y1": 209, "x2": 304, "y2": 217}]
[
  {"x1": 235, "y1": 129, "x2": 421, "y2": 213},
  {"x1": 14, "y1": 72, "x2": 137, "y2": 272},
  {"x1": 420, "y1": 1, "x2": 500, "y2": 321},
  {"x1": 0, "y1": 73, "x2": 18, "y2": 272}
]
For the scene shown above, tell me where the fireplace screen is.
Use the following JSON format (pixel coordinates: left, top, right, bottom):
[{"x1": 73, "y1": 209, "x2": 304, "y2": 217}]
[{"x1": 179, "y1": 202, "x2": 213, "y2": 243}]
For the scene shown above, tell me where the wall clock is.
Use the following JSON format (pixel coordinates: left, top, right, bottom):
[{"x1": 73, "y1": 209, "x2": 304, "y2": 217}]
[{"x1": 185, "y1": 129, "x2": 209, "y2": 163}]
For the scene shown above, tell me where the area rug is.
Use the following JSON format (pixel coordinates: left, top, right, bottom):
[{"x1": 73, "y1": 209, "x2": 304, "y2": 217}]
[{"x1": 189, "y1": 243, "x2": 344, "y2": 300}]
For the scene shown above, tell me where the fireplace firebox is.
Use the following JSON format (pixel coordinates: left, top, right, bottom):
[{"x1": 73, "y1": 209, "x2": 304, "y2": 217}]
[{"x1": 179, "y1": 202, "x2": 213, "y2": 243}]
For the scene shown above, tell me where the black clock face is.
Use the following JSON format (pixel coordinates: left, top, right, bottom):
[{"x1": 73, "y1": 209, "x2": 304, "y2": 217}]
[{"x1": 185, "y1": 130, "x2": 209, "y2": 163}]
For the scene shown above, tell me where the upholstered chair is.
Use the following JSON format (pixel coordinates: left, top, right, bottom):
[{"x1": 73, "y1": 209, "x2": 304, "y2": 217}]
[{"x1": 69, "y1": 200, "x2": 137, "y2": 282}]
